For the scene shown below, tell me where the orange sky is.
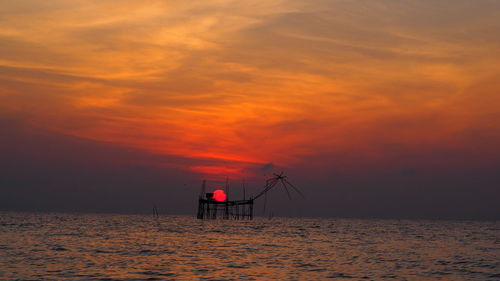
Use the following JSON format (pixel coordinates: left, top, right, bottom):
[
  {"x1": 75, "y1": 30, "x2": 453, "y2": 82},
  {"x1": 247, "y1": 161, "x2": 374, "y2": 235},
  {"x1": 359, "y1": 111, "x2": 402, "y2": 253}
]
[{"x1": 1, "y1": 0, "x2": 499, "y2": 180}]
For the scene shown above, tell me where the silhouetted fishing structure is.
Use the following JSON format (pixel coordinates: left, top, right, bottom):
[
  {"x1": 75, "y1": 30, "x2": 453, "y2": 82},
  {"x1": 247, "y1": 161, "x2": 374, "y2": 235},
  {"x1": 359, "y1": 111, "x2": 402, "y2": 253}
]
[{"x1": 196, "y1": 172, "x2": 304, "y2": 220}]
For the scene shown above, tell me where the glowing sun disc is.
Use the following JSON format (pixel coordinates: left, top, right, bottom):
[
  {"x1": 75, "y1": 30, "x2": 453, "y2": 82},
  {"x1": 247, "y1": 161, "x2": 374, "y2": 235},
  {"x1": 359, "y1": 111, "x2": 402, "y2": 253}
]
[{"x1": 213, "y1": 189, "x2": 227, "y2": 201}]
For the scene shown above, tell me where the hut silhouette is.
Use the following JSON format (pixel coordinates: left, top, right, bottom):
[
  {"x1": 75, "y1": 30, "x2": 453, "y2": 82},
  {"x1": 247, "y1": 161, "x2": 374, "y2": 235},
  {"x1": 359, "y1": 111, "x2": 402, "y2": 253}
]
[{"x1": 196, "y1": 172, "x2": 304, "y2": 219}]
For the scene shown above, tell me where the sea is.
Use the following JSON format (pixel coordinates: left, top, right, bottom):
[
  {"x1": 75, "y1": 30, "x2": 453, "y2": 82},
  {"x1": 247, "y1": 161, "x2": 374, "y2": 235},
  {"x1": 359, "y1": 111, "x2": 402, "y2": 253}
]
[{"x1": 0, "y1": 212, "x2": 498, "y2": 281}]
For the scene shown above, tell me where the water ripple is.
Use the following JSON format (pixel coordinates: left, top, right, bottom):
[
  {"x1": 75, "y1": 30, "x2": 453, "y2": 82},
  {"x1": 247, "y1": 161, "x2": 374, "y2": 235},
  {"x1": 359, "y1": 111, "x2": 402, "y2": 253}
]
[{"x1": 0, "y1": 212, "x2": 498, "y2": 280}]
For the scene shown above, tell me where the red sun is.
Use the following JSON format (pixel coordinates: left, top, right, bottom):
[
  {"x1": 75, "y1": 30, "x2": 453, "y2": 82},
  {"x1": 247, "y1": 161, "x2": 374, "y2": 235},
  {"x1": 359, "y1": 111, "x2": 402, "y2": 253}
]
[{"x1": 213, "y1": 189, "x2": 227, "y2": 201}]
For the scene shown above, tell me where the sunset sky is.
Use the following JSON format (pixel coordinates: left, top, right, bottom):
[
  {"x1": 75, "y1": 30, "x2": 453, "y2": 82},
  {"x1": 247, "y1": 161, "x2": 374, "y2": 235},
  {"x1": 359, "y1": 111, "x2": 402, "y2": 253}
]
[{"x1": 1, "y1": 0, "x2": 499, "y2": 218}]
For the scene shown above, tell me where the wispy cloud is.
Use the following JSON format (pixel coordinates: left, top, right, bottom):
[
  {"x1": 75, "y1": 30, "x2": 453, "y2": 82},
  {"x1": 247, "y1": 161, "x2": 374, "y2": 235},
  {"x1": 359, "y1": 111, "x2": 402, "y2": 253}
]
[{"x1": 1, "y1": 0, "x2": 499, "y2": 178}]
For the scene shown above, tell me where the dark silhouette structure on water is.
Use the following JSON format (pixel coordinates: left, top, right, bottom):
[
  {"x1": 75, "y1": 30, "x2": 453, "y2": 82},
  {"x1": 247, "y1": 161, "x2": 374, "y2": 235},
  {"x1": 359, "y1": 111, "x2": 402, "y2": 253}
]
[{"x1": 196, "y1": 172, "x2": 304, "y2": 219}]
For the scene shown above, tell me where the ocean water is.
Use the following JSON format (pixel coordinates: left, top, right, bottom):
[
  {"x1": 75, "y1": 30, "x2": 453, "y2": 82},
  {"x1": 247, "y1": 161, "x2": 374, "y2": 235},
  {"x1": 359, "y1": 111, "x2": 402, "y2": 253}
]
[{"x1": 0, "y1": 212, "x2": 498, "y2": 281}]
